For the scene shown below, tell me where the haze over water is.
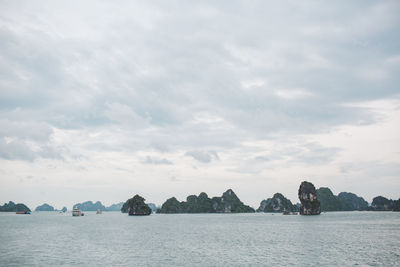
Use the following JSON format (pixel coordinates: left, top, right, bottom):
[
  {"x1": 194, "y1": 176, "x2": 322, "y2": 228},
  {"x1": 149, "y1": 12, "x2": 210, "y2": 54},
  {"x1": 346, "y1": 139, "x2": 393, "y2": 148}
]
[{"x1": 1, "y1": 211, "x2": 399, "y2": 266}]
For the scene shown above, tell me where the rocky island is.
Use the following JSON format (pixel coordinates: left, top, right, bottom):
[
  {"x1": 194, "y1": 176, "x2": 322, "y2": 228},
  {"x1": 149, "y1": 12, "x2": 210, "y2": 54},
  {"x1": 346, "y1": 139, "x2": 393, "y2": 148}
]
[
  {"x1": 370, "y1": 196, "x2": 395, "y2": 211},
  {"x1": 316, "y1": 187, "x2": 345, "y2": 212},
  {"x1": 298, "y1": 181, "x2": 321, "y2": 215},
  {"x1": 257, "y1": 193, "x2": 298, "y2": 213},
  {"x1": 106, "y1": 202, "x2": 124, "y2": 211},
  {"x1": 296, "y1": 186, "x2": 370, "y2": 212},
  {"x1": 337, "y1": 192, "x2": 368, "y2": 211},
  {"x1": 157, "y1": 189, "x2": 255, "y2": 213},
  {"x1": 393, "y1": 199, "x2": 400, "y2": 212},
  {"x1": 0, "y1": 201, "x2": 31, "y2": 212},
  {"x1": 316, "y1": 188, "x2": 396, "y2": 212},
  {"x1": 73, "y1": 201, "x2": 106, "y2": 211},
  {"x1": 121, "y1": 195, "x2": 152, "y2": 215},
  {"x1": 35, "y1": 203, "x2": 55, "y2": 211},
  {"x1": 72, "y1": 201, "x2": 130, "y2": 212}
]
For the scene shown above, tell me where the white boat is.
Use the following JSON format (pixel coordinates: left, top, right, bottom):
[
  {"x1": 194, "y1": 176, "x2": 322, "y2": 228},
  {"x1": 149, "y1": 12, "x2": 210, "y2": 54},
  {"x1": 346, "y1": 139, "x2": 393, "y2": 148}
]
[{"x1": 72, "y1": 208, "x2": 84, "y2": 216}]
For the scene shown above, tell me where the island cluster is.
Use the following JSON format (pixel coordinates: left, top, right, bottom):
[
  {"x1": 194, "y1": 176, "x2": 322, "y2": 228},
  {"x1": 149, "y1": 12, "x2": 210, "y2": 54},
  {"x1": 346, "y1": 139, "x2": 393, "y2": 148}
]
[{"x1": 1, "y1": 181, "x2": 399, "y2": 215}]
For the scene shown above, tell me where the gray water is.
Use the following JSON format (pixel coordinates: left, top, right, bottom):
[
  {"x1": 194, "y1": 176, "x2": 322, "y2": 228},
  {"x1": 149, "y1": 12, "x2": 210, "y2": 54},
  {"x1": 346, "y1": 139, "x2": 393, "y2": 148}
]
[{"x1": 0, "y1": 212, "x2": 399, "y2": 266}]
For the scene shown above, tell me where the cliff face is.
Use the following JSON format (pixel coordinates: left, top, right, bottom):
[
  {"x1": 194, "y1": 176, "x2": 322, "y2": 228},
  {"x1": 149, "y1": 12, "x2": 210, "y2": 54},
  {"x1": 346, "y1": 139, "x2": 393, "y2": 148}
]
[
  {"x1": 121, "y1": 195, "x2": 151, "y2": 216},
  {"x1": 257, "y1": 193, "x2": 298, "y2": 212},
  {"x1": 298, "y1": 181, "x2": 321, "y2": 215},
  {"x1": 158, "y1": 189, "x2": 255, "y2": 213}
]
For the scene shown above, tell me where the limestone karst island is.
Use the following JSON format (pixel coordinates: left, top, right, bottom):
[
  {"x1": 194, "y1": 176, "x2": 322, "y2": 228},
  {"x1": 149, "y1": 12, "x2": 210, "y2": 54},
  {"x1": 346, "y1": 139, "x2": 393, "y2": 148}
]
[{"x1": 3, "y1": 181, "x2": 397, "y2": 216}]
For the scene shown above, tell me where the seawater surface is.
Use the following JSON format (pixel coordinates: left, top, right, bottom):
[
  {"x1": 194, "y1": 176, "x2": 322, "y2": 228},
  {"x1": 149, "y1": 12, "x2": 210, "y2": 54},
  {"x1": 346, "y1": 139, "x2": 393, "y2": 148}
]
[{"x1": 0, "y1": 211, "x2": 399, "y2": 266}]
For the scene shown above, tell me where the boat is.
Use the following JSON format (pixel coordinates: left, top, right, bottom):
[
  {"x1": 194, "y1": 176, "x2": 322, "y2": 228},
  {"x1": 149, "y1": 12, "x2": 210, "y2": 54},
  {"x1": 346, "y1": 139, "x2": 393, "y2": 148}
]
[
  {"x1": 96, "y1": 209, "x2": 102, "y2": 214},
  {"x1": 72, "y1": 208, "x2": 84, "y2": 216},
  {"x1": 16, "y1": 210, "x2": 30, "y2": 214},
  {"x1": 283, "y1": 210, "x2": 298, "y2": 215}
]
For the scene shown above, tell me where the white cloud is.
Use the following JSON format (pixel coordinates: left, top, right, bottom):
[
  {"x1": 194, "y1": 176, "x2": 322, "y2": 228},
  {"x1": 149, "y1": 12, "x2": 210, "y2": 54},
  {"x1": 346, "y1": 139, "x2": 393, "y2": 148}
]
[
  {"x1": 142, "y1": 156, "x2": 173, "y2": 165},
  {"x1": 0, "y1": 1, "x2": 399, "y2": 208},
  {"x1": 185, "y1": 150, "x2": 219, "y2": 163}
]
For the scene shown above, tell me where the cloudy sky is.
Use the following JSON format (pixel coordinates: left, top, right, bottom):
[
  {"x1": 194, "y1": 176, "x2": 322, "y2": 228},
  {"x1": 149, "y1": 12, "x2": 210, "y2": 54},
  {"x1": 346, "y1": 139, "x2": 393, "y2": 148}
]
[{"x1": 1, "y1": 0, "x2": 399, "y2": 209}]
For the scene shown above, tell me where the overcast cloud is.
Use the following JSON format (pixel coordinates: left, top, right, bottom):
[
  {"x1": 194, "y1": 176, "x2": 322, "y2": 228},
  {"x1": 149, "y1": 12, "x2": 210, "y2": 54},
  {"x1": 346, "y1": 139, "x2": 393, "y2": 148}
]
[{"x1": 0, "y1": 0, "x2": 399, "y2": 209}]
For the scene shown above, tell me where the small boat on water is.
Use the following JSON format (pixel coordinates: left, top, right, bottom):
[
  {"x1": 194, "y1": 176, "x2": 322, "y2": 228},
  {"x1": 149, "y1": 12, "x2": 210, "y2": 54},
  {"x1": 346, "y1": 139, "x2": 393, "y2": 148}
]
[
  {"x1": 283, "y1": 210, "x2": 298, "y2": 215},
  {"x1": 72, "y1": 208, "x2": 84, "y2": 216},
  {"x1": 16, "y1": 210, "x2": 30, "y2": 214},
  {"x1": 96, "y1": 209, "x2": 102, "y2": 214}
]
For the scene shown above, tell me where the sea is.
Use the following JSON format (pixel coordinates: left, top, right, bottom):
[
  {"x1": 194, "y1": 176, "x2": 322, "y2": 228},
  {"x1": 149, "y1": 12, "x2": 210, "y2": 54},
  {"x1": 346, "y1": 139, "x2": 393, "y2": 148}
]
[{"x1": 0, "y1": 211, "x2": 399, "y2": 266}]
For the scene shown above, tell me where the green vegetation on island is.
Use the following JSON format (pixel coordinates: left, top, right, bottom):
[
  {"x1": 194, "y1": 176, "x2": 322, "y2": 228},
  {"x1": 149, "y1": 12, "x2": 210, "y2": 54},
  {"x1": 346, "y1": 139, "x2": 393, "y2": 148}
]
[
  {"x1": 158, "y1": 197, "x2": 183, "y2": 213},
  {"x1": 312, "y1": 189, "x2": 399, "y2": 212},
  {"x1": 121, "y1": 195, "x2": 152, "y2": 215},
  {"x1": 317, "y1": 188, "x2": 369, "y2": 212},
  {"x1": 0, "y1": 201, "x2": 31, "y2": 212},
  {"x1": 185, "y1": 192, "x2": 214, "y2": 213},
  {"x1": 35, "y1": 203, "x2": 55, "y2": 211},
  {"x1": 393, "y1": 199, "x2": 400, "y2": 212},
  {"x1": 317, "y1": 187, "x2": 347, "y2": 212},
  {"x1": 370, "y1": 196, "x2": 394, "y2": 211},
  {"x1": 3, "y1": 181, "x2": 399, "y2": 215},
  {"x1": 257, "y1": 193, "x2": 298, "y2": 212},
  {"x1": 337, "y1": 192, "x2": 368, "y2": 211},
  {"x1": 157, "y1": 189, "x2": 255, "y2": 213}
]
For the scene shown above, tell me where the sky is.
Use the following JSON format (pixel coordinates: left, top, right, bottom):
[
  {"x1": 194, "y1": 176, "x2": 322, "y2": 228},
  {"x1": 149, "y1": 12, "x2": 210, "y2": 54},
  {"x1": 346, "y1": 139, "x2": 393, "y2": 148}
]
[{"x1": 0, "y1": 0, "x2": 399, "y2": 210}]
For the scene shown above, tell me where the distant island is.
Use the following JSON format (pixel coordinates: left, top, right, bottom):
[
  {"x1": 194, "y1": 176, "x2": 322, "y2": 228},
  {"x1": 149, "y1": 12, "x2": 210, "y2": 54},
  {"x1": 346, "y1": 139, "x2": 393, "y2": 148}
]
[
  {"x1": 316, "y1": 188, "x2": 368, "y2": 211},
  {"x1": 73, "y1": 201, "x2": 106, "y2": 211},
  {"x1": 35, "y1": 203, "x2": 55, "y2": 212},
  {"x1": 73, "y1": 201, "x2": 125, "y2": 211},
  {"x1": 106, "y1": 202, "x2": 124, "y2": 211},
  {"x1": 71, "y1": 200, "x2": 157, "y2": 212},
  {"x1": 121, "y1": 195, "x2": 152, "y2": 216},
  {"x1": 337, "y1": 192, "x2": 369, "y2": 210},
  {"x1": 34, "y1": 204, "x2": 67, "y2": 212},
  {"x1": 299, "y1": 181, "x2": 321, "y2": 215},
  {"x1": 257, "y1": 193, "x2": 298, "y2": 213},
  {"x1": 1, "y1": 181, "x2": 399, "y2": 214},
  {"x1": 370, "y1": 196, "x2": 400, "y2": 211},
  {"x1": 146, "y1": 203, "x2": 158, "y2": 213},
  {"x1": 157, "y1": 189, "x2": 255, "y2": 213},
  {"x1": 394, "y1": 199, "x2": 400, "y2": 211},
  {"x1": 315, "y1": 187, "x2": 400, "y2": 212},
  {"x1": 0, "y1": 201, "x2": 31, "y2": 212}
]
